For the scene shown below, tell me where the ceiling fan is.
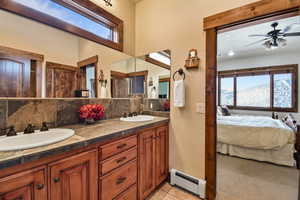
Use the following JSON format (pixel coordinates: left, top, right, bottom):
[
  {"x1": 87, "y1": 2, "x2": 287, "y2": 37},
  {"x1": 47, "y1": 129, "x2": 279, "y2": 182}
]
[{"x1": 247, "y1": 22, "x2": 300, "y2": 50}]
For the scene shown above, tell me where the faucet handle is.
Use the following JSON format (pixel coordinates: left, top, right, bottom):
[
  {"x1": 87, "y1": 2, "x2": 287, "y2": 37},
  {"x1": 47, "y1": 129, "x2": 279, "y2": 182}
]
[
  {"x1": 24, "y1": 124, "x2": 35, "y2": 134},
  {"x1": 40, "y1": 122, "x2": 49, "y2": 132},
  {"x1": 0, "y1": 127, "x2": 8, "y2": 136},
  {"x1": 7, "y1": 126, "x2": 17, "y2": 137}
]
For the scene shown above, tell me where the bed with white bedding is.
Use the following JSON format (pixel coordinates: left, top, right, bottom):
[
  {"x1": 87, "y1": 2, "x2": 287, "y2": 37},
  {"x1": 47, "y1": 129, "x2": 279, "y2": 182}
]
[{"x1": 217, "y1": 115, "x2": 296, "y2": 166}]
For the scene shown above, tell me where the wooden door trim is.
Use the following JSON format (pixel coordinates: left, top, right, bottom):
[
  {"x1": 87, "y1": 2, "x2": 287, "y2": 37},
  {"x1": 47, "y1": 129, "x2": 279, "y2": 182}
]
[
  {"x1": 0, "y1": 45, "x2": 44, "y2": 62},
  {"x1": 46, "y1": 61, "x2": 78, "y2": 71},
  {"x1": 77, "y1": 55, "x2": 98, "y2": 68},
  {"x1": 203, "y1": 0, "x2": 300, "y2": 30},
  {"x1": 77, "y1": 56, "x2": 99, "y2": 98},
  {"x1": 204, "y1": 1, "x2": 300, "y2": 200}
]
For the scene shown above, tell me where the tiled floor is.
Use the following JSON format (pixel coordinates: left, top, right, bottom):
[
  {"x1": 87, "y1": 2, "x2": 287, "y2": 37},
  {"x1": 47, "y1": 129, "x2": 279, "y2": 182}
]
[{"x1": 147, "y1": 182, "x2": 202, "y2": 200}]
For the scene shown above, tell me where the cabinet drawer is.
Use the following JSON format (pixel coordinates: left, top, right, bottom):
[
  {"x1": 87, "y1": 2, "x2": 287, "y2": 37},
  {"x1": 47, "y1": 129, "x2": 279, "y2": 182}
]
[
  {"x1": 100, "y1": 136, "x2": 137, "y2": 160},
  {"x1": 101, "y1": 147, "x2": 137, "y2": 175},
  {"x1": 114, "y1": 184, "x2": 137, "y2": 200},
  {"x1": 101, "y1": 160, "x2": 137, "y2": 200}
]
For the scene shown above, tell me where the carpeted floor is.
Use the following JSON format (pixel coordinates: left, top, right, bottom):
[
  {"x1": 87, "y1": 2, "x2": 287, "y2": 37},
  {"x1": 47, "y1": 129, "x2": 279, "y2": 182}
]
[{"x1": 217, "y1": 154, "x2": 299, "y2": 200}]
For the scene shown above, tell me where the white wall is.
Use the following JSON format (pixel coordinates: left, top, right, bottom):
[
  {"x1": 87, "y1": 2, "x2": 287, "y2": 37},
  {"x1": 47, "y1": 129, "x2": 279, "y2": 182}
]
[{"x1": 218, "y1": 50, "x2": 300, "y2": 119}]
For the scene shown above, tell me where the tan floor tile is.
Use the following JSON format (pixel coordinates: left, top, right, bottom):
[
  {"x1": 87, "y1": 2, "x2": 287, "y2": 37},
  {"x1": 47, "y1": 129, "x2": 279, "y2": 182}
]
[
  {"x1": 160, "y1": 182, "x2": 173, "y2": 193},
  {"x1": 147, "y1": 190, "x2": 168, "y2": 200},
  {"x1": 168, "y1": 187, "x2": 201, "y2": 200},
  {"x1": 162, "y1": 194, "x2": 178, "y2": 200}
]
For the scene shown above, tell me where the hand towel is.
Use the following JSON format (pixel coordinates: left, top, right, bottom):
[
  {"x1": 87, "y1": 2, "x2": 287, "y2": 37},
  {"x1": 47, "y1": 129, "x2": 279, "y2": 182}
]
[
  {"x1": 100, "y1": 86, "x2": 107, "y2": 98},
  {"x1": 174, "y1": 80, "x2": 185, "y2": 107}
]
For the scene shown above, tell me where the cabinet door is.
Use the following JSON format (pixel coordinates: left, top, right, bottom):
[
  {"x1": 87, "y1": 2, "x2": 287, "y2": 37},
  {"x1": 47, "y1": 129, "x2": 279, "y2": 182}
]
[
  {"x1": 155, "y1": 126, "x2": 169, "y2": 186},
  {"x1": 49, "y1": 150, "x2": 98, "y2": 200},
  {"x1": 138, "y1": 129, "x2": 156, "y2": 200},
  {"x1": 0, "y1": 167, "x2": 47, "y2": 200}
]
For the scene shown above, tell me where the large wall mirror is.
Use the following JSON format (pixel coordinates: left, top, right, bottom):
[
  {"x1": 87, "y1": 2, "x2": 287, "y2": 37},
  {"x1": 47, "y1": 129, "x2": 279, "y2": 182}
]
[
  {"x1": 0, "y1": 0, "x2": 171, "y2": 103},
  {"x1": 0, "y1": 0, "x2": 130, "y2": 98},
  {"x1": 110, "y1": 50, "x2": 171, "y2": 112}
]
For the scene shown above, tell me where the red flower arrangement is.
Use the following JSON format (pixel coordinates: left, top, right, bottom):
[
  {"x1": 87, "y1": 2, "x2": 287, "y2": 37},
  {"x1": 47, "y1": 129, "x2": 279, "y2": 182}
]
[
  {"x1": 163, "y1": 100, "x2": 170, "y2": 111},
  {"x1": 79, "y1": 104, "x2": 105, "y2": 121}
]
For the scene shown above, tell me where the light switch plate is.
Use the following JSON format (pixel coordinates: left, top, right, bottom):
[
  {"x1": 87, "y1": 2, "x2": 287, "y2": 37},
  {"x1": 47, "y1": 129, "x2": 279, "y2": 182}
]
[{"x1": 196, "y1": 103, "x2": 205, "y2": 113}]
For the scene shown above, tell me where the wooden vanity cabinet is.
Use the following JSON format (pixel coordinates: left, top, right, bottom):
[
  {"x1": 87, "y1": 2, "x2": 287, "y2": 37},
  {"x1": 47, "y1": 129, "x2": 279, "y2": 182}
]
[
  {"x1": 155, "y1": 126, "x2": 169, "y2": 186},
  {"x1": 138, "y1": 128, "x2": 156, "y2": 199},
  {"x1": 138, "y1": 124, "x2": 169, "y2": 200},
  {"x1": 0, "y1": 123, "x2": 169, "y2": 200},
  {"x1": 0, "y1": 166, "x2": 47, "y2": 200},
  {"x1": 48, "y1": 149, "x2": 98, "y2": 200}
]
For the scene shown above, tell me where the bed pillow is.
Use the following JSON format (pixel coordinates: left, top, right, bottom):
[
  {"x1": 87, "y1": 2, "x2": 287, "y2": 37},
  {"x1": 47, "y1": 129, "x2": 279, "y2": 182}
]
[
  {"x1": 217, "y1": 105, "x2": 231, "y2": 116},
  {"x1": 217, "y1": 106, "x2": 223, "y2": 116},
  {"x1": 282, "y1": 114, "x2": 297, "y2": 132}
]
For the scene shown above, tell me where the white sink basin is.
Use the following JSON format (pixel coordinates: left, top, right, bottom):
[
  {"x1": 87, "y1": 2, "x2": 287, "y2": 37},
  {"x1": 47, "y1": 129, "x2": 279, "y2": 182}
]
[
  {"x1": 120, "y1": 115, "x2": 155, "y2": 122},
  {"x1": 0, "y1": 128, "x2": 75, "y2": 151}
]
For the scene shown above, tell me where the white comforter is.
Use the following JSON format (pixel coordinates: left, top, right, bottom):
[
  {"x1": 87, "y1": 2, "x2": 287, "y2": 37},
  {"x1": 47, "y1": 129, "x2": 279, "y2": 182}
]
[{"x1": 217, "y1": 115, "x2": 295, "y2": 150}]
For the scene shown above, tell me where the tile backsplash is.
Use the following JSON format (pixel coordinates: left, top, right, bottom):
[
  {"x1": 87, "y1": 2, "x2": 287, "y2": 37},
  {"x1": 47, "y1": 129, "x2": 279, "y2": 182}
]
[{"x1": 0, "y1": 98, "x2": 142, "y2": 132}]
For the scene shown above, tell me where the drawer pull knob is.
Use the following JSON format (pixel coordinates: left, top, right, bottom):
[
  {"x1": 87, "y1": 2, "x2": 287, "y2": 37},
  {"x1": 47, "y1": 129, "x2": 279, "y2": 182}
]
[
  {"x1": 36, "y1": 184, "x2": 44, "y2": 190},
  {"x1": 116, "y1": 176, "x2": 127, "y2": 185},
  {"x1": 117, "y1": 143, "x2": 127, "y2": 149},
  {"x1": 53, "y1": 177, "x2": 60, "y2": 183},
  {"x1": 116, "y1": 157, "x2": 127, "y2": 163}
]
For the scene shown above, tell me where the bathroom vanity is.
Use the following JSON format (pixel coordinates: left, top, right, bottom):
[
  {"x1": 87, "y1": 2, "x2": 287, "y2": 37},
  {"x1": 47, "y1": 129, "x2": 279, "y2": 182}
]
[{"x1": 0, "y1": 117, "x2": 169, "y2": 200}]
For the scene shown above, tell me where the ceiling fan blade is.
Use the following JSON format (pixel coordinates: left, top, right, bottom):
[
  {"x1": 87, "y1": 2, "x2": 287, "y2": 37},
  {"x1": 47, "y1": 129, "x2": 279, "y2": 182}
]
[
  {"x1": 284, "y1": 32, "x2": 300, "y2": 37},
  {"x1": 248, "y1": 34, "x2": 269, "y2": 37},
  {"x1": 283, "y1": 23, "x2": 300, "y2": 33},
  {"x1": 245, "y1": 38, "x2": 269, "y2": 47}
]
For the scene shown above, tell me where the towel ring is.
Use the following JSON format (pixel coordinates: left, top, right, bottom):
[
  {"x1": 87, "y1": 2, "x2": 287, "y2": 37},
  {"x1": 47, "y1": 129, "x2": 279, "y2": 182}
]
[{"x1": 173, "y1": 68, "x2": 185, "y2": 81}]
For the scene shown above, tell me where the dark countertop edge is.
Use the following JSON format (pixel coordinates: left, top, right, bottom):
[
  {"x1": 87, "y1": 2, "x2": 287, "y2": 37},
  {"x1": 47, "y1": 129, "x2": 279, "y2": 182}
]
[{"x1": 0, "y1": 119, "x2": 169, "y2": 171}]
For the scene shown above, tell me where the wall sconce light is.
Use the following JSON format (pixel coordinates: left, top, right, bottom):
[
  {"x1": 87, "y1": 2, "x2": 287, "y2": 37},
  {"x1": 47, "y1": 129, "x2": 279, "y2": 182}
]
[{"x1": 103, "y1": 0, "x2": 112, "y2": 6}]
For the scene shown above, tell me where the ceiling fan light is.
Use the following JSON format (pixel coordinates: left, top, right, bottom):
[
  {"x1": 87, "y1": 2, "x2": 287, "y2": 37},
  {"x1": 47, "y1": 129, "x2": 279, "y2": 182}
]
[
  {"x1": 228, "y1": 50, "x2": 235, "y2": 57},
  {"x1": 263, "y1": 41, "x2": 272, "y2": 50},
  {"x1": 278, "y1": 38, "x2": 287, "y2": 47}
]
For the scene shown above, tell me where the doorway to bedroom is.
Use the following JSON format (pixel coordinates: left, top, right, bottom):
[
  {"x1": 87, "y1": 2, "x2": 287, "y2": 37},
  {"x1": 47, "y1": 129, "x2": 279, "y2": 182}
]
[{"x1": 216, "y1": 12, "x2": 300, "y2": 200}]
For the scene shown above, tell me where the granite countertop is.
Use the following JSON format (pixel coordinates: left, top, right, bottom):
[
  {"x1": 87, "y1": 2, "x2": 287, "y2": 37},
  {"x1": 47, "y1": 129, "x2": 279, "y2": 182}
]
[{"x1": 0, "y1": 116, "x2": 169, "y2": 170}]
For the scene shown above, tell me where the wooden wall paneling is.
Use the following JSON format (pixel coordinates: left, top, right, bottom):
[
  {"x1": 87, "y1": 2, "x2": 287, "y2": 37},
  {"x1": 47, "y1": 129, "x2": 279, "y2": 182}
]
[{"x1": 46, "y1": 62, "x2": 79, "y2": 98}]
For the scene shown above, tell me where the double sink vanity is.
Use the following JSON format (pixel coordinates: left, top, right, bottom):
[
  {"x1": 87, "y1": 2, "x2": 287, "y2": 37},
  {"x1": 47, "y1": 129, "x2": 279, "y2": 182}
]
[{"x1": 0, "y1": 115, "x2": 169, "y2": 200}]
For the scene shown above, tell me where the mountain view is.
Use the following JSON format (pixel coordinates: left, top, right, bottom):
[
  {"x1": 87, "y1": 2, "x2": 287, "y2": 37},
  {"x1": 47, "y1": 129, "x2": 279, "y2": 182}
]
[{"x1": 221, "y1": 75, "x2": 292, "y2": 108}]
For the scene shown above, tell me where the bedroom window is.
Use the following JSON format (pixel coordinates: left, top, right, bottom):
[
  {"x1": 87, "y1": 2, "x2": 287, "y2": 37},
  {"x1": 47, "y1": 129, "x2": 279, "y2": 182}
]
[
  {"x1": 1, "y1": 0, "x2": 123, "y2": 51},
  {"x1": 236, "y1": 75, "x2": 270, "y2": 107},
  {"x1": 218, "y1": 64, "x2": 298, "y2": 112},
  {"x1": 220, "y1": 77, "x2": 234, "y2": 106}
]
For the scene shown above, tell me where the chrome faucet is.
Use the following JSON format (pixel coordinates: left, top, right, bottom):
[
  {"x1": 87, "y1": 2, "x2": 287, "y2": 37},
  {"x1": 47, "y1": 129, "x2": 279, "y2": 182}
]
[{"x1": 24, "y1": 124, "x2": 35, "y2": 134}]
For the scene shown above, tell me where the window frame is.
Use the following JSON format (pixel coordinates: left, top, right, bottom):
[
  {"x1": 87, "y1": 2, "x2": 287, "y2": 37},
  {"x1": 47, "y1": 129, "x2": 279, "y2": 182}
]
[
  {"x1": 0, "y1": 0, "x2": 124, "y2": 51},
  {"x1": 218, "y1": 64, "x2": 298, "y2": 112},
  {"x1": 145, "y1": 50, "x2": 171, "y2": 70}
]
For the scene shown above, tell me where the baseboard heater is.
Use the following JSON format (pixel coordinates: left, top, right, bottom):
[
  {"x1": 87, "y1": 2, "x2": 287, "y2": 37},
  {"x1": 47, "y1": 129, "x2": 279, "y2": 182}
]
[{"x1": 170, "y1": 169, "x2": 206, "y2": 199}]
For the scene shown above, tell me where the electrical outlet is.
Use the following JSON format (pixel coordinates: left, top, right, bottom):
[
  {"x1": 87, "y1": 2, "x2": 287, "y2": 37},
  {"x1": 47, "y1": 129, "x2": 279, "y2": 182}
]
[{"x1": 196, "y1": 103, "x2": 205, "y2": 113}]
